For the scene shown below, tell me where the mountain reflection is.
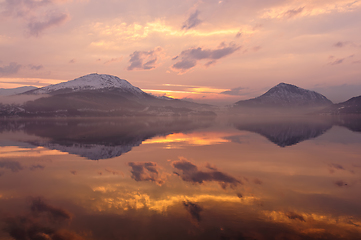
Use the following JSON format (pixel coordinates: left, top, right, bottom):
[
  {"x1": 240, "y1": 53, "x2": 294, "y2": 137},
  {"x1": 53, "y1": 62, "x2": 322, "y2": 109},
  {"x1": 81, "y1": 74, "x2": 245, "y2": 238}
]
[
  {"x1": 0, "y1": 118, "x2": 215, "y2": 160},
  {"x1": 334, "y1": 115, "x2": 361, "y2": 133},
  {"x1": 232, "y1": 117, "x2": 334, "y2": 147},
  {"x1": 1, "y1": 116, "x2": 361, "y2": 159}
]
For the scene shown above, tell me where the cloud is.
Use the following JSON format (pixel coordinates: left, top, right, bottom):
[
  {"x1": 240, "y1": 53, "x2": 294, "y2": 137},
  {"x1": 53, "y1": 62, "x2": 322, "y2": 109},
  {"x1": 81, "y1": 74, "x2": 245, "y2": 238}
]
[
  {"x1": 329, "y1": 58, "x2": 344, "y2": 65},
  {"x1": 235, "y1": 31, "x2": 242, "y2": 38},
  {"x1": 328, "y1": 55, "x2": 354, "y2": 65},
  {"x1": 182, "y1": 10, "x2": 202, "y2": 30},
  {"x1": 171, "y1": 42, "x2": 240, "y2": 73},
  {"x1": 333, "y1": 41, "x2": 359, "y2": 48},
  {"x1": 27, "y1": 12, "x2": 70, "y2": 37},
  {"x1": 128, "y1": 162, "x2": 164, "y2": 184},
  {"x1": 28, "y1": 64, "x2": 43, "y2": 70},
  {"x1": 172, "y1": 158, "x2": 241, "y2": 189},
  {"x1": 286, "y1": 212, "x2": 306, "y2": 222},
  {"x1": 283, "y1": 7, "x2": 304, "y2": 18},
  {"x1": 0, "y1": 62, "x2": 22, "y2": 76},
  {"x1": 105, "y1": 168, "x2": 122, "y2": 175},
  {"x1": 183, "y1": 201, "x2": 202, "y2": 222},
  {"x1": 253, "y1": 46, "x2": 262, "y2": 52},
  {"x1": 1, "y1": 0, "x2": 70, "y2": 37},
  {"x1": 253, "y1": 178, "x2": 263, "y2": 185},
  {"x1": 221, "y1": 87, "x2": 247, "y2": 96},
  {"x1": 0, "y1": 160, "x2": 24, "y2": 172},
  {"x1": 104, "y1": 57, "x2": 123, "y2": 64},
  {"x1": 334, "y1": 41, "x2": 348, "y2": 47},
  {"x1": 30, "y1": 197, "x2": 73, "y2": 221},
  {"x1": 0, "y1": 0, "x2": 53, "y2": 17},
  {"x1": 329, "y1": 163, "x2": 345, "y2": 170},
  {"x1": 29, "y1": 164, "x2": 45, "y2": 171},
  {"x1": 335, "y1": 180, "x2": 348, "y2": 187},
  {"x1": 127, "y1": 47, "x2": 163, "y2": 71}
]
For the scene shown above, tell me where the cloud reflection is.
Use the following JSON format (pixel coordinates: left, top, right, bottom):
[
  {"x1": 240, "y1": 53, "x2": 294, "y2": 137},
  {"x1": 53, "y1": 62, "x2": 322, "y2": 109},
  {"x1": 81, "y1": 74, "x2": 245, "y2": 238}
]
[
  {"x1": 0, "y1": 160, "x2": 24, "y2": 172},
  {"x1": 183, "y1": 200, "x2": 202, "y2": 222},
  {"x1": 172, "y1": 158, "x2": 241, "y2": 189},
  {"x1": 3, "y1": 198, "x2": 82, "y2": 240},
  {"x1": 128, "y1": 162, "x2": 164, "y2": 185}
]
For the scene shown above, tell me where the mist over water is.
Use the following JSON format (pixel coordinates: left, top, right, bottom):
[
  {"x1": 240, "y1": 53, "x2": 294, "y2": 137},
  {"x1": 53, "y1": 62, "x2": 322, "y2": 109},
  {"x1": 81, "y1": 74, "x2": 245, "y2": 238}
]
[{"x1": 0, "y1": 116, "x2": 361, "y2": 240}]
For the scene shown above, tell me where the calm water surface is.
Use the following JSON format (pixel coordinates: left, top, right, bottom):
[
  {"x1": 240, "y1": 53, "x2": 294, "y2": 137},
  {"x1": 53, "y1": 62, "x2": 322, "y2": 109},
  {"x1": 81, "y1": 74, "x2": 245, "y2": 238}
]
[{"x1": 0, "y1": 116, "x2": 360, "y2": 240}]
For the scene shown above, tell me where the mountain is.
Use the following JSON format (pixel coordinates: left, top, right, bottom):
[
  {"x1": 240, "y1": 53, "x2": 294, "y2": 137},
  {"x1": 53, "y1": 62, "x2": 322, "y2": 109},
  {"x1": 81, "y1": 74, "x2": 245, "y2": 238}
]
[
  {"x1": 8, "y1": 73, "x2": 215, "y2": 118},
  {"x1": 233, "y1": 83, "x2": 332, "y2": 109},
  {"x1": 0, "y1": 86, "x2": 37, "y2": 96},
  {"x1": 320, "y1": 96, "x2": 361, "y2": 115}
]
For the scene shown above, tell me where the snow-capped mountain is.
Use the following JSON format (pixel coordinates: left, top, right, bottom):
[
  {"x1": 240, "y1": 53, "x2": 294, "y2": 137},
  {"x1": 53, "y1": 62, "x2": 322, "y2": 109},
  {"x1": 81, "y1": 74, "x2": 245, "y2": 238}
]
[
  {"x1": 0, "y1": 86, "x2": 37, "y2": 96},
  {"x1": 28, "y1": 73, "x2": 148, "y2": 98},
  {"x1": 234, "y1": 83, "x2": 332, "y2": 107},
  {"x1": 12, "y1": 73, "x2": 214, "y2": 117}
]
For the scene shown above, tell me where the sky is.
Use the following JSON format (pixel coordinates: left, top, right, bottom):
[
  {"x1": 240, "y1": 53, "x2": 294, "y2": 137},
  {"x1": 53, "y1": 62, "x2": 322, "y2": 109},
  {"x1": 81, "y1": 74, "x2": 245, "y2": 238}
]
[{"x1": 0, "y1": 0, "x2": 361, "y2": 104}]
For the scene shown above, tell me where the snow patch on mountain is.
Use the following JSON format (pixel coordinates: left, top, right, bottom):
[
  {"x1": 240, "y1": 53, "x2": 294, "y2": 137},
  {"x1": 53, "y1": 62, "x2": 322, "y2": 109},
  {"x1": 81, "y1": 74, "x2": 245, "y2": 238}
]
[{"x1": 30, "y1": 73, "x2": 147, "y2": 97}]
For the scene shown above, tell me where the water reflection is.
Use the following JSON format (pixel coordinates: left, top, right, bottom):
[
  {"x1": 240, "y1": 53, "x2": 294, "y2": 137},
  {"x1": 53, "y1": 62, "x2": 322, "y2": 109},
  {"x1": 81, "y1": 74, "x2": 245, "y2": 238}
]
[
  {"x1": 232, "y1": 117, "x2": 333, "y2": 147},
  {"x1": 0, "y1": 116, "x2": 361, "y2": 239},
  {"x1": 0, "y1": 118, "x2": 215, "y2": 160}
]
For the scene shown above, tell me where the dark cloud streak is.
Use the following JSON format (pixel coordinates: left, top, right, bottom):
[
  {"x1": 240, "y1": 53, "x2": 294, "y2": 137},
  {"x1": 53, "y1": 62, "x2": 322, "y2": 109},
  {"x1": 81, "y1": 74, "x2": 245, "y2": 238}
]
[
  {"x1": 182, "y1": 10, "x2": 202, "y2": 30},
  {"x1": 221, "y1": 87, "x2": 247, "y2": 96},
  {"x1": 172, "y1": 43, "x2": 240, "y2": 73},
  {"x1": 283, "y1": 7, "x2": 304, "y2": 18},
  {"x1": 27, "y1": 12, "x2": 69, "y2": 37},
  {"x1": 1, "y1": 0, "x2": 70, "y2": 37},
  {"x1": 28, "y1": 64, "x2": 43, "y2": 70},
  {"x1": 127, "y1": 47, "x2": 162, "y2": 71},
  {"x1": 0, "y1": 62, "x2": 22, "y2": 76}
]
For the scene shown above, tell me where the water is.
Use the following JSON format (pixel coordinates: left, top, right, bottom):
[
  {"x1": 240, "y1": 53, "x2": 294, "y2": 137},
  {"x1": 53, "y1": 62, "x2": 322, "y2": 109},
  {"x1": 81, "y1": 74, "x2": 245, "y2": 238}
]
[{"x1": 0, "y1": 116, "x2": 360, "y2": 240}]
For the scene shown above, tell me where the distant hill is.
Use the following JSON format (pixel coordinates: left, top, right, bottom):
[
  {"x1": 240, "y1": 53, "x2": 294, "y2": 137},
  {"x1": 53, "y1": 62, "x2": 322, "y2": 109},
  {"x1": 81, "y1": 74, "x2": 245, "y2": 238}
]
[
  {"x1": 320, "y1": 96, "x2": 361, "y2": 115},
  {"x1": 0, "y1": 86, "x2": 37, "y2": 96},
  {"x1": 1, "y1": 73, "x2": 215, "y2": 118},
  {"x1": 234, "y1": 83, "x2": 332, "y2": 109}
]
